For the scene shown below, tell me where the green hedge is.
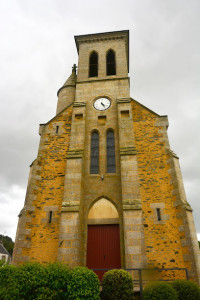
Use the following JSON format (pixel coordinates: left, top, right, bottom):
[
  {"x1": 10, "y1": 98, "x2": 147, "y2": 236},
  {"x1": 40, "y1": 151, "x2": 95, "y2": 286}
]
[
  {"x1": 0, "y1": 264, "x2": 19, "y2": 300},
  {"x1": 0, "y1": 263, "x2": 100, "y2": 300},
  {"x1": 171, "y1": 280, "x2": 200, "y2": 300},
  {"x1": 0, "y1": 262, "x2": 71, "y2": 300},
  {"x1": 143, "y1": 281, "x2": 178, "y2": 300},
  {"x1": 101, "y1": 269, "x2": 134, "y2": 300}
]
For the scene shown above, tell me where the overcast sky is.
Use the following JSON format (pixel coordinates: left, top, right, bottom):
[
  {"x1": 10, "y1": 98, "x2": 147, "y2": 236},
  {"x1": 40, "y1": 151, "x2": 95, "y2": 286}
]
[{"x1": 0, "y1": 0, "x2": 200, "y2": 241}]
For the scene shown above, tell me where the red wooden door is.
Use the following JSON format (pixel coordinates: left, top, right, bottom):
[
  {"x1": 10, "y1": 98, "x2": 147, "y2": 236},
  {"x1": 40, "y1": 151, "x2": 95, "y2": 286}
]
[{"x1": 87, "y1": 224, "x2": 121, "y2": 280}]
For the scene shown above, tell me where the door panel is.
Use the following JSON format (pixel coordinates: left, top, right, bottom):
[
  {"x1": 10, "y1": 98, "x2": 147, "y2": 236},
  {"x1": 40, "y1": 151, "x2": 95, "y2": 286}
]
[{"x1": 87, "y1": 224, "x2": 121, "y2": 280}]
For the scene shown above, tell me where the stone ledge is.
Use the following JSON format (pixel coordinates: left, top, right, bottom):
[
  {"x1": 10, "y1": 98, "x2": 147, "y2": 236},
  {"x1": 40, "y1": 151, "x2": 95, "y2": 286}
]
[
  {"x1": 155, "y1": 116, "x2": 169, "y2": 128},
  {"x1": 173, "y1": 200, "x2": 192, "y2": 211},
  {"x1": 66, "y1": 149, "x2": 84, "y2": 159},
  {"x1": 120, "y1": 146, "x2": 137, "y2": 156},
  {"x1": 123, "y1": 200, "x2": 142, "y2": 210},
  {"x1": 88, "y1": 218, "x2": 119, "y2": 225},
  {"x1": 61, "y1": 201, "x2": 80, "y2": 212},
  {"x1": 61, "y1": 207, "x2": 79, "y2": 212},
  {"x1": 73, "y1": 102, "x2": 86, "y2": 107},
  {"x1": 165, "y1": 147, "x2": 179, "y2": 159},
  {"x1": 117, "y1": 98, "x2": 131, "y2": 104},
  {"x1": 76, "y1": 76, "x2": 129, "y2": 85},
  {"x1": 62, "y1": 201, "x2": 80, "y2": 207},
  {"x1": 39, "y1": 124, "x2": 45, "y2": 136}
]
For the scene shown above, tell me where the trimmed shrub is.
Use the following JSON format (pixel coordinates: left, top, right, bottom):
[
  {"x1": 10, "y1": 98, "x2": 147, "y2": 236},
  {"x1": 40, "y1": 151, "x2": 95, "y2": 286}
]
[
  {"x1": 43, "y1": 263, "x2": 71, "y2": 299},
  {"x1": 0, "y1": 263, "x2": 100, "y2": 299},
  {"x1": 16, "y1": 262, "x2": 47, "y2": 299},
  {"x1": 0, "y1": 262, "x2": 71, "y2": 300},
  {"x1": 101, "y1": 269, "x2": 134, "y2": 300},
  {"x1": 143, "y1": 281, "x2": 178, "y2": 300},
  {"x1": 171, "y1": 279, "x2": 200, "y2": 300},
  {"x1": 68, "y1": 266, "x2": 100, "y2": 299},
  {"x1": 0, "y1": 264, "x2": 19, "y2": 300}
]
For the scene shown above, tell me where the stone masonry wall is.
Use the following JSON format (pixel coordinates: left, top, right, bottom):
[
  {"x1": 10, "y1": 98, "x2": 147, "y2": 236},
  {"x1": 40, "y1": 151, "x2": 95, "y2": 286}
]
[
  {"x1": 131, "y1": 99, "x2": 187, "y2": 274},
  {"x1": 166, "y1": 150, "x2": 200, "y2": 283},
  {"x1": 13, "y1": 105, "x2": 73, "y2": 264}
]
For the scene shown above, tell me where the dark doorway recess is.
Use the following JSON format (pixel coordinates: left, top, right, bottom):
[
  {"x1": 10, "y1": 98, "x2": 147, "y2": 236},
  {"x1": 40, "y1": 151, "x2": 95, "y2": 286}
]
[{"x1": 87, "y1": 224, "x2": 121, "y2": 280}]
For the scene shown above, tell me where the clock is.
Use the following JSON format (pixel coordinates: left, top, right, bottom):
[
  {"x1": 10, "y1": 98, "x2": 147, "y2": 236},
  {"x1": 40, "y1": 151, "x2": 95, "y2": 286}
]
[{"x1": 93, "y1": 97, "x2": 111, "y2": 111}]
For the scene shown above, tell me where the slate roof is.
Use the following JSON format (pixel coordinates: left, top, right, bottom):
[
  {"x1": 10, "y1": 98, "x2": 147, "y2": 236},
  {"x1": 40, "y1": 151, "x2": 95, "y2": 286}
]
[{"x1": 0, "y1": 243, "x2": 10, "y2": 256}]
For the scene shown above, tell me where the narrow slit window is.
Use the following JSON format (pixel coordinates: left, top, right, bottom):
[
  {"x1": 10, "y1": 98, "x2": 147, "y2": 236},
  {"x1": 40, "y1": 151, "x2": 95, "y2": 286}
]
[
  {"x1": 49, "y1": 211, "x2": 53, "y2": 223},
  {"x1": 89, "y1": 51, "x2": 98, "y2": 77},
  {"x1": 106, "y1": 49, "x2": 116, "y2": 76},
  {"x1": 107, "y1": 130, "x2": 116, "y2": 173},
  {"x1": 121, "y1": 110, "x2": 130, "y2": 118},
  {"x1": 156, "y1": 208, "x2": 161, "y2": 221},
  {"x1": 56, "y1": 126, "x2": 59, "y2": 134},
  {"x1": 75, "y1": 113, "x2": 83, "y2": 121},
  {"x1": 90, "y1": 131, "x2": 99, "y2": 174},
  {"x1": 98, "y1": 115, "x2": 106, "y2": 124}
]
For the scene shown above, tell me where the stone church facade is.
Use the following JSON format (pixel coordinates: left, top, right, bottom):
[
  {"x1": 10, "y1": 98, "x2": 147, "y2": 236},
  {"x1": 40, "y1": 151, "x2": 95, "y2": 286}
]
[{"x1": 13, "y1": 30, "x2": 200, "y2": 283}]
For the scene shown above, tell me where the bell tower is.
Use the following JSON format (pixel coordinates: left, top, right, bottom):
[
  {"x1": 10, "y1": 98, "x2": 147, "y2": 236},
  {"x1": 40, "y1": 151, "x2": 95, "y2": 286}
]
[
  {"x1": 57, "y1": 30, "x2": 143, "y2": 270},
  {"x1": 13, "y1": 30, "x2": 200, "y2": 284}
]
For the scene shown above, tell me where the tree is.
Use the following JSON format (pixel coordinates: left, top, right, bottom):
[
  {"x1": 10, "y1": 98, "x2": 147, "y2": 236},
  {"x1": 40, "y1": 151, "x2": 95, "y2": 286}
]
[{"x1": 0, "y1": 234, "x2": 14, "y2": 255}]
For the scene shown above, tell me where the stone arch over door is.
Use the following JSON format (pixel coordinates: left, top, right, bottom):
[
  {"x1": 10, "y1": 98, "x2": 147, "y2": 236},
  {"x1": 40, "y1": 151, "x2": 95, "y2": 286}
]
[
  {"x1": 88, "y1": 198, "x2": 119, "y2": 224},
  {"x1": 87, "y1": 198, "x2": 121, "y2": 279}
]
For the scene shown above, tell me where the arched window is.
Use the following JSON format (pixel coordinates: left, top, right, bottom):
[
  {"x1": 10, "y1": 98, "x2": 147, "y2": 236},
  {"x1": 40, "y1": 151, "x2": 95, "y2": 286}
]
[
  {"x1": 107, "y1": 130, "x2": 116, "y2": 173},
  {"x1": 90, "y1": 131, "x2": 99, "y2": 174},
  {"x1": 89, "y1": 51, "x2": 98, "y2": 77},
  {"x1": 106, "y1": 49, "x2": 116, "y2": 76}
]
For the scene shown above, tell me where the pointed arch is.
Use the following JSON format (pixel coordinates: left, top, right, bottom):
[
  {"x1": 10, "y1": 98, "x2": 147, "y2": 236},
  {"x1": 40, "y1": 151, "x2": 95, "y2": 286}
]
[
  {"x1": 88, "y1": 198, "x2": 119, "y2": 221},
  {"x1": 89, "y1": 51, "x2": 98, "y2": 77},
  {"x1": 106, "y1": 49, "x2": 116, "y2": 76},
  {"x1": 90, "y1": 130, "x2": 99, "y2": 174},
  {"x1": 106, "y1": 129, "x2": 116, "y2": 173}
]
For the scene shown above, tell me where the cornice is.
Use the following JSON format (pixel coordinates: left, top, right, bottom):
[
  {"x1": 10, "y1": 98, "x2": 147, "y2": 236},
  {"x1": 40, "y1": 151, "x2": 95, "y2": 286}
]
[
  {"x1": 76, "y1": 76, "x2": 129, "y2": 85},
  {"x1": 74, "y1": 30, "x2": 129, "y2": 71},
  {"x1": 76, "y1": 35, "x2": 125, "y2": 46}
]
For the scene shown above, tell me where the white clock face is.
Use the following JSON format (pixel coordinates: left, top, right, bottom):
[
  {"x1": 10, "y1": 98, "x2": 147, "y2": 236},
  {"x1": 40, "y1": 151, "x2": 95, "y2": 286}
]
[{"x1": 93, "y1": 98, "x2": 111, "y2": 111}]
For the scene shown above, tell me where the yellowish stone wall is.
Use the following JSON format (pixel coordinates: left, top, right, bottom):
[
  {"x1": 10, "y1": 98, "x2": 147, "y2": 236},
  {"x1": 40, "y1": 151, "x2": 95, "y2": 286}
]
[
  {"x1": 131, "y1": 99, "x2": 200, "y2": 282},
  {"x1": 13, "y1": 106, "x2": 73, "y2": 264}
]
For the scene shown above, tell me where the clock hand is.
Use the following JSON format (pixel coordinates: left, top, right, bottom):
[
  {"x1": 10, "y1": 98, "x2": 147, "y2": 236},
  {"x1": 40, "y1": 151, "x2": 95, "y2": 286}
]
[{"x1": 101, "y1": 102, "x2": 105, "y2": 107}]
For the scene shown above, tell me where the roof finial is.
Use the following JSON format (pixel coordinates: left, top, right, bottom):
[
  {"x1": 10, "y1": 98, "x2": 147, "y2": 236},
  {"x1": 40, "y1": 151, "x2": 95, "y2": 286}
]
[{"x1": 72, "y1": 64, "x2": 77, "y2": 74}]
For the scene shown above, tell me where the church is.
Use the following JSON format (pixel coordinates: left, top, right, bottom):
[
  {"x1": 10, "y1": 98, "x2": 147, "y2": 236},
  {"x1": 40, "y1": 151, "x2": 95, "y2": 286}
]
[{"x1": 13, "y1": 30, "x2": 200, "y2": 283}]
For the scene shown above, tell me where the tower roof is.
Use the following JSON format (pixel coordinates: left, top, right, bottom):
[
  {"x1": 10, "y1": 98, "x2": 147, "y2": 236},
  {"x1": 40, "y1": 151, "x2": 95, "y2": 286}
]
[
  {"x1": 57, "y1": 65, "x2": 77, "y2": 96},
  {"x1": 74, "y1": 30, "x2": 129, "y2": 72},
  {"x1": 62, "y1": 68, "x2": 76, "y2": 87}
]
